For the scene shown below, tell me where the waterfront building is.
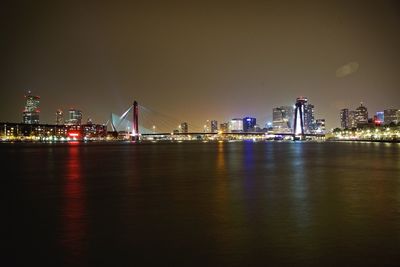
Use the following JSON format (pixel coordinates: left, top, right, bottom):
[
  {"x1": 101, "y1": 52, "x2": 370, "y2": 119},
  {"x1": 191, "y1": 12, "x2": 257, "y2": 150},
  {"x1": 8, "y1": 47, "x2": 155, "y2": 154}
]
[
  {"x1": 210, "y1": 120, "x2": 218, "y2": 133},
  {"x1": 340, "y1": 108, "x2": 349, "y2": 129},
  {"x1": 56, "y1": 109, "x2": 64, "y2": 125},
  {"x1": 265, "y1": 122, "x2": 273, "y2": 131},
  {"x1": 348, "y1": 110, "x2": 357, "y2": 129},
  {"x1": 374, "y1": 111, "x2": 384, "y2": 126},
  {"x1": 180, "y1": 122, "x2": 188, "y2": 133},
  {"x1": 397, "y1": 110, "x2": 400, "y2": 124},
  {"x1": 384, "y1": 109, "x2": 398, "y2": 125},
  {"x1": 22, "y1": 91, "x2": 40, "y2": 124},
  {"x1": 304, "y1": 101, "x2": 315, "y2": 133},
  {"x1": 243, "y1": 117, "x2": 256, "y2": 132},
  {"x1": 315, "y1": 119, "x2": 326, "y2": 134},
  {"x1": 229, "y1": 118, "x2": 243, "y2": 132},
  {"x1": 67, "y1": 108, "x2": 83, "y2": 125},
  {"x1": 219, "y1": 123, "x2": 228, "y2": 133},
  {"x1": 0, "y1": 122, "x2": 106, "y2": 140},
  {"x1": 273, "y1": 106, "x2": 294, "y2": 133},
  {"x1": 355, "y1": 103, "x2": 368, "y2": 126}
]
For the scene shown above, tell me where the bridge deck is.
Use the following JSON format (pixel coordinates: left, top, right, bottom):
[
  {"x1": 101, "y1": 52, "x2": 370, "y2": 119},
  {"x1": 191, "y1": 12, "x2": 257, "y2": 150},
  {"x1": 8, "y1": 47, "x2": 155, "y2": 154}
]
[{"x1": 141, "y1": 132, "x2": 325, "y2": 137}]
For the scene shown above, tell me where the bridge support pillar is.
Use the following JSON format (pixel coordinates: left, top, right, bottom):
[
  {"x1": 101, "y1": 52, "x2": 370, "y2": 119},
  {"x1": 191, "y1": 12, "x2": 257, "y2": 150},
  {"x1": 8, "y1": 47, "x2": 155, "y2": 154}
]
[
  {"x1": 293, "y1": 97, "x2": 306, "y2": 140},
  {"x1": 132, "y1": 100, "x2": 139, "y2": 141}
]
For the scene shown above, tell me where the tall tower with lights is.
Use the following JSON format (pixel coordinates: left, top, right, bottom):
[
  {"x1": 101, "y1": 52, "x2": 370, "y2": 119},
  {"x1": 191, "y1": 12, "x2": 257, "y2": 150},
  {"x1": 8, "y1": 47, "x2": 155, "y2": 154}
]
[{"x1": 22, "y1": 91, "x2": 40, "y2": 124}]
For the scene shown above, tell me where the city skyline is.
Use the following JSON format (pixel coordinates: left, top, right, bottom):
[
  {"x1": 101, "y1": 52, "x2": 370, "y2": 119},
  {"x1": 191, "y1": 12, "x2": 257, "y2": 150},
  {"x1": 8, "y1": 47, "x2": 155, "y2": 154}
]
[
  {"x1": 4, "y1": 89, "x2": 400, "y2": 132},
  {"x1": 1, "y1": 1, "x2": 400, "y2": 129}
]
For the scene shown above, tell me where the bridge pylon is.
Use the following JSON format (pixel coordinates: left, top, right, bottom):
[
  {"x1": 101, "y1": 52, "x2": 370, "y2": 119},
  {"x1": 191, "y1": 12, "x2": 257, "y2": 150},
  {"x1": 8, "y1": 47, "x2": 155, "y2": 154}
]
[
  {"x1": 132, "y1": 100, "x2": 139, "y2": 141},
  {"x1": 293, "y1": 97, "x2": 306, "y2": 139}
]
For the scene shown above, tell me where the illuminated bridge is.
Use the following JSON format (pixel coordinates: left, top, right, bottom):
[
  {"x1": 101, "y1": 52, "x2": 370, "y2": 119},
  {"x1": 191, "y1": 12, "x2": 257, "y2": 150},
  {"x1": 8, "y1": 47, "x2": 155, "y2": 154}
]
[{"x1": 106, "y1": 100, "x2": 325, "y2": 141}]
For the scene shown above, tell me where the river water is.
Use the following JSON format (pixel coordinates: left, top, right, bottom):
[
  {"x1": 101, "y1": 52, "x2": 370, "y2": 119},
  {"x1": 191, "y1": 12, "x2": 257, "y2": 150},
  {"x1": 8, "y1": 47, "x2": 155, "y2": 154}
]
[{"x1": 4, "y1": 141, "x2": 400, "y2": 266}]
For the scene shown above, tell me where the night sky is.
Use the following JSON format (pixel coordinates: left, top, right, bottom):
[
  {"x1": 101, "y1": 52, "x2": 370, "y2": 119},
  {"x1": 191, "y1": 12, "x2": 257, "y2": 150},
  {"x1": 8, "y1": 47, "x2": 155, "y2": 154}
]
[{"x1": 1, "y1": 0, "x2": 399, "y2": 129}]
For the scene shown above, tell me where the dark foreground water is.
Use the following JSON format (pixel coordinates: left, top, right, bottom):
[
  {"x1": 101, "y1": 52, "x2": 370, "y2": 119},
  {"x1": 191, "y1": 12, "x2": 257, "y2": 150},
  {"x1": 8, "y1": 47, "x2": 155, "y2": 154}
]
[{"x1": 4, "y1": 141, "x2": 400, "y2": 266}]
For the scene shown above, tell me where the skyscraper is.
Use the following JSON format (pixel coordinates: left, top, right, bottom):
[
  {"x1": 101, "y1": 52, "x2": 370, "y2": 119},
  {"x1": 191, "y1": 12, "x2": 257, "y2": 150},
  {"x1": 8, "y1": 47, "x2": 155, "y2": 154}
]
[
  {"x1": 349, "y1": 110, "x2": 357, "y2": 129},
  {"x1": 229, "y1": 119, "x2": 243, "y2": 132},
  {"x1": 384, "y1": 109, "x2": 398, "y2": 125},
  {"x1": 273, "y1": 106, "x2": 294, "y2": 133},
  {"x1": 304, "y1": 101, "x2": 315, "y2": 133},
  {"x1": 397, "y1": 110, "x2": 400, "y2": 124},
  {"x1": 340, "y1": 108, "x2": 349, "y2": 129},
  {"x1": 219, "y1": 123, "x2": 228, "y2": 133},
  {"x1": 180, "y1": 122, "x2": 188, "y2": 133},
  {"x1": 210, "y1": 120, "x2": 218, "y2": 133},
  {"x1": 355, "y1": 103, "x2": 368, "y2": 126},
  {"x1": 22, "y1": 91, "x2": 40, "y2": 124},
  {"x1": 315, "y1": 119, "x2": 326, "y2": 134},
  {"x1": 374, "y1": 111, "x2": 384, "y2": 126},
  {"x1": 67, "y1": 108, "x2": 83, "y2": 125},
  {"x1": 242, "y1": 117, "x2": 256, "y2": 132},
  {"x1": 56, "y1": 109, "x2": 64, "y2": 125}
]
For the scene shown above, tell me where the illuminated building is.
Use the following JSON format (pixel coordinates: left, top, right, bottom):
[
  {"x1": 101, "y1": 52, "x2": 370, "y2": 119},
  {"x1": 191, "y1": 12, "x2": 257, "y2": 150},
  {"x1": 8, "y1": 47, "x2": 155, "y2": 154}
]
[
  {"x1": 229, "y1": 118, "x2": 243, "y2": 132},
  {"x1": 355, "y1": 103, "x2": 368, "y2": 126},
  {"x1": 349, "y1": 110, "x2": 357, "y2": 129},
  {"x1": 384, "y1": 109, "x2": 398, "y2": 125},
  {"x1": 340, "y1": 108, "x2": 349, "y2": 129},
  {"x1": 1, "y1": 122, "x2": 106, "y2": 140},
  {"x1": 56, "y1": 109, "x2": 64, "y2": 125},
  {"x1": 243, "y1": 117, "x2": 256, "y2": 132},
  {"x1": 210, "y1": 120, "x2": 218, "y2": 133},
  {"x1": 265, "y1": 122, "x2": 273, "y2": 131},
  {"x1": 219, "y1": 123, "x2": 228, "y2": 133},
  {"x1": 180, "y1": 122, "x2": 188, "y2": 133},
  {"x1": 67, "y1": 108, "x2": 82, "y2": 125},
  {"x1": 22, "y1": 91, "x2": 40, "y2": 124},
  {"x1": 315, "y1": 119, "x2": 326, "y2": 134},
  {"x1": 273, "y1": 106, "x2": 294, "y2": 133},
  {"x1": 397, "y1": 110, "x2": 400, "y2": 124},
  {"x1": 374, "y1": 111, "x2": 384, "y2": 126},
  {"x1": 304, "y1": 101, "x2": 315, "y2": 133}
]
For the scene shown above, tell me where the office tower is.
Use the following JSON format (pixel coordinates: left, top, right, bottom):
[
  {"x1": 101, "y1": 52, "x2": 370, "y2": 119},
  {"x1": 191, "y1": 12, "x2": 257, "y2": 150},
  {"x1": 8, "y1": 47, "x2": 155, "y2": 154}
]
[
  {"x1": 355, "y1": 102, "x2": 368, "y2": 125},
  {"x1": 397, "y1": 110, "x2": 400, "y2": 124},
  {"x1": 229, "y1": 118, "x2": 243, "y2": 132},
  {"x1": 384, "y1": 109, "x2": 398, "y2": 125},
  {"x1": 349, "y1": 110, "x2": 357, "y2": 128},
  {"x1": 374, "y1": 111, "x2": 384, "y2": 126},
  {"x1": 304, "y1": 102, "x2": 315, "y2": 133},
  {"x1": 242, "y1": 117, "x2": 256, "y2": 132},
  {"x1": 210, "y1": 120, "x2": 218, "y2": 133},
  {"x1": 219, "y1": 123, "x2": 228, "y2": 133},
  {"x1": 22, "y1": 91, "x2": 40, "y2": 124},
  {"x1": 340, "y1": 108, "x2": 349, "y2": 129},
  {"x1": 273, "y1": 106, "x2": 294, "y2": 133},
  {"x1": 315, "y1": 119, "x2": 326, "y2": 134},
  {"x1": 67, "y1": 108, "x2": 83, "y2": 125},
  {"x1": 55, "y1": 109, "x2": 64, "y2": 125},
  {"x1": 180, "y1": 122, "x2": 188, "y2": 133}
]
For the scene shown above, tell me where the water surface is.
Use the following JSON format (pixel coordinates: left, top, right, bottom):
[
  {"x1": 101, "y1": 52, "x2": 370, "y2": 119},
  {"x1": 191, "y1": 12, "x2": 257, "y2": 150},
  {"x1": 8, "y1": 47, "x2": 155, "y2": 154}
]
[{"x1": 5, "y1": 141, "x2": 400, "y2": 266}]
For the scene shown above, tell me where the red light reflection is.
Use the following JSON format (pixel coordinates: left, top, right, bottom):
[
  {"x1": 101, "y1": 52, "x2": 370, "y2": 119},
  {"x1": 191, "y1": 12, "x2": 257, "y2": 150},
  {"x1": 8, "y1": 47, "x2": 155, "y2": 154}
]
[{"x1": 62, "y1": 144, "x2": 87, "y2": 263}]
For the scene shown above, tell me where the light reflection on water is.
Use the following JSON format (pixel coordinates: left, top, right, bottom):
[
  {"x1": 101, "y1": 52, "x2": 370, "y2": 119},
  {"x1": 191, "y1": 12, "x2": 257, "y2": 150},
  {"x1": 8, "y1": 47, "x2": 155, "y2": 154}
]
[
  {"x1": 6, "y1": 142, "x2": 400, "y2": 266},
  {"x1": 62, "y1": 143, "x2": 87, "y2": 265}
]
